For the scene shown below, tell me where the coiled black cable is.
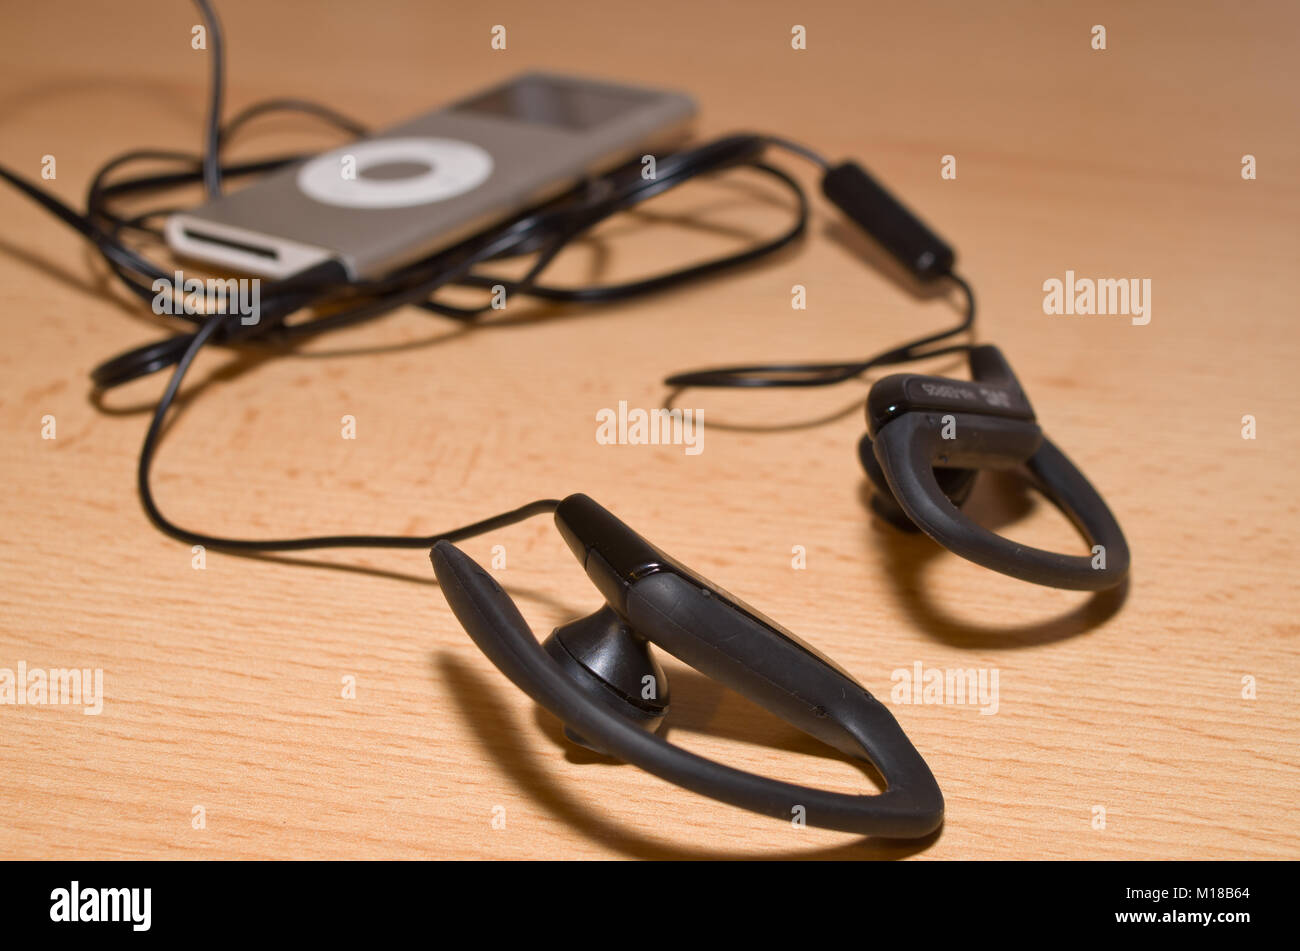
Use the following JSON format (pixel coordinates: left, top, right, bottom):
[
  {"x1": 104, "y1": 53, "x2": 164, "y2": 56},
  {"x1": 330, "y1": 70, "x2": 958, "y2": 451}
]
[{"x1": 0, "y1": 0, "x2": 975, "y2": 553}]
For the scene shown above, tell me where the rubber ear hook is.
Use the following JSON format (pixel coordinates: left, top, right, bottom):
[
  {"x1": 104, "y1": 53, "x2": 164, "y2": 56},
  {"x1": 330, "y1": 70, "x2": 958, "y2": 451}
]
[
  {"x1": 859, "y1": 431, "x2": 977, "y2": 532},
  {"x1": 862, "y1": 345, "x2": 1130, "y2": 590},
  {"x1": 430, "y1": 494, "x2": 944, "y2": 838}
]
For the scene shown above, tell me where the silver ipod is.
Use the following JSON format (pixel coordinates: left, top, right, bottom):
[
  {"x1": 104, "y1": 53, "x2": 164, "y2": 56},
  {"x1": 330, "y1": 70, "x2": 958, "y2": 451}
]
[{"x1": 165, "y1": 73, "x2": 696, "y2": 279}]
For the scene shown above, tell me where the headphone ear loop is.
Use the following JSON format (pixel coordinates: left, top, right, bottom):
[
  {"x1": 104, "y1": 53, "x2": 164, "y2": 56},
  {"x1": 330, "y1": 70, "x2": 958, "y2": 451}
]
[{"x1": 870, "y1": 414, "x2": 1129, "y2": 590}]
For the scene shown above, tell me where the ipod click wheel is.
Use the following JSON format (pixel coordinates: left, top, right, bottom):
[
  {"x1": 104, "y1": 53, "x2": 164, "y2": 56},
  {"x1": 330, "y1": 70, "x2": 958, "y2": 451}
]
[{"x1": 165, "y1": 73, "x2": 696, "y2": 280}]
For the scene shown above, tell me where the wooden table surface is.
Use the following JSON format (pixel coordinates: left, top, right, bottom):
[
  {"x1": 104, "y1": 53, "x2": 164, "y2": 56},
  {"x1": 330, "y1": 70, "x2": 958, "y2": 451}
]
[{"x1": 1, "y1": 0, "x2": 1297, "y2": 860}]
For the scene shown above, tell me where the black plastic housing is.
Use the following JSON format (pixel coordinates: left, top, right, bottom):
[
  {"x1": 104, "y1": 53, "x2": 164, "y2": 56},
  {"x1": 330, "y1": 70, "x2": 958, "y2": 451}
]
[{"x1": 821, "y1": 161, "x2": 954, "y2": 281}]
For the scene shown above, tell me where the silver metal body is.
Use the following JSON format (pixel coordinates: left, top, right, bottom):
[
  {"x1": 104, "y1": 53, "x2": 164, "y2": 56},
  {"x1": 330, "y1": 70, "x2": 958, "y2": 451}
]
[{"x1": 166, "y1": 72, "x2": 696, "y2": 279}]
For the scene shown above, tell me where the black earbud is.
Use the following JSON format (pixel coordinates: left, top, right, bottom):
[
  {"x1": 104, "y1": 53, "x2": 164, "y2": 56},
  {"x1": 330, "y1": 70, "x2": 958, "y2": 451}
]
[
  {"x1": 541, "y1": 605, "x2": 668, "y2": 753},
  {"x1": 431, "y1": 493, "x2": 944, "y2": 838},
  {"x1": 859, "y1": 344, "x2": 1130, "y2": 590}
]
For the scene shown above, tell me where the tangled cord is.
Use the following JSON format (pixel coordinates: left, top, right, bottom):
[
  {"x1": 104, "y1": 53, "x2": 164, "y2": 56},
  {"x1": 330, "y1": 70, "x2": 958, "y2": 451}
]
[{"x1": 0, "y1": 0, "x2": 975, "y2": 553}]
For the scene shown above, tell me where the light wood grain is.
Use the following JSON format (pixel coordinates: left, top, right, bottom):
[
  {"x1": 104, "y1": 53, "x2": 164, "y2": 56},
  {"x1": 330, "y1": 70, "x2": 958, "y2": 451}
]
[{"x1": 1, "y1": 0, "x2": 1297, "y2": 859}]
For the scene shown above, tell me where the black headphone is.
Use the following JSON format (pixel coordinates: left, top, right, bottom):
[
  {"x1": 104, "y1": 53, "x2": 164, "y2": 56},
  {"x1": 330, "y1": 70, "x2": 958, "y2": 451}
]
[
  {"x1": 668, "y1": 160, "x2": 1131, "y2": 592},
  {"x1": 859, "y1": 344, "x2": 1130, "y2": 590},
  {"x1": 431, "y1": 494, "x2": 944, "y2": 838}
]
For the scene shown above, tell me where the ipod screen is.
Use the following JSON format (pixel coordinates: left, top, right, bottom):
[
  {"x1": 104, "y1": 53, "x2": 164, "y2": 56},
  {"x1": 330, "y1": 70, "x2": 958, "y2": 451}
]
[{"x1": 452, "y1": 75, "x2": 656, "y2": 131}]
